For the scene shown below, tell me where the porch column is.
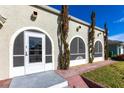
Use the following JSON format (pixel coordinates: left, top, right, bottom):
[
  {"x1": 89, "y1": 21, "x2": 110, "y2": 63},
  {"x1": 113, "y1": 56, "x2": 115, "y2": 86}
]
[{"x1": 117, "y1": 46, "x2": 120, "y2": 55}]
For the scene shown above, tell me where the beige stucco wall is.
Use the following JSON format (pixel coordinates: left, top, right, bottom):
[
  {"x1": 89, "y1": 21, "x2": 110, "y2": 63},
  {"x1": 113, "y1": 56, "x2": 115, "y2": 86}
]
[
  {"x1": 68, "y1": 20, "x2": 89, "y2": 64},
  {"x1": 0, "y1": 5, "x2": 105, "y2": 80},
  {"x1": 0, "y1": 5, "x2": 61, "y2": 80}
]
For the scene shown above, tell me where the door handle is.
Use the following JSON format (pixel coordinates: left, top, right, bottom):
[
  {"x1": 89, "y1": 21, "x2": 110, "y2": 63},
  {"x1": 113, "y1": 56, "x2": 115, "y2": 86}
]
[{"x1": 25, "y1": 51, "x2": 28, "y2": 56}]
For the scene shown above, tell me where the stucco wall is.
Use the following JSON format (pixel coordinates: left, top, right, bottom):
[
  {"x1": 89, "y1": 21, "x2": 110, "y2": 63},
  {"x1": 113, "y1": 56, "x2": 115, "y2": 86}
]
[
  {"x1": 0, "y1": 5, "x2": 61, "y2": 80},
  {"x1": 0, "y1": 5, "x2": 105, "y2": 80},
  {"x1": 68, "y1": 20, "x2": 89, "y2": 64}
]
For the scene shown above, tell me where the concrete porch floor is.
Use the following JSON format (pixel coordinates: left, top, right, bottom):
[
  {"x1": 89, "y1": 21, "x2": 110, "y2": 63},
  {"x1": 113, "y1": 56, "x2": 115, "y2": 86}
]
[
  {"x1": 0, "y1": 60, "x2": 115, "y2": 88},
  {"x1": 9, "y1": 71, "x2": 68, "y2": 88}
]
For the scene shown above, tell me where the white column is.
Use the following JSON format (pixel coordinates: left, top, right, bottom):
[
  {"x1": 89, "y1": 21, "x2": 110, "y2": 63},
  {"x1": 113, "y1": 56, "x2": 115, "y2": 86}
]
[
  {"x1": 117, "y1": 46, "x2": 120, "y2": 55},
  {"x1": 120, "y1": 46, "x2": 123, "y2": 54}
]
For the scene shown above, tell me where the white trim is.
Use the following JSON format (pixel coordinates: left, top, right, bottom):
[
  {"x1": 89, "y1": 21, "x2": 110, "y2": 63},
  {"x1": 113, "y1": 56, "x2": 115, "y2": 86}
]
[
  {"x1": 94, "y1": 57, "x2": 104, "y2": 62},
  {"x1": 13, "y1": 55, "x2": 24, "y2": 57},
  {"x1": 11, "y1": 67, "x2": 25, "y2": 77},
  {"x1": 48, "y1": 81, "x2": 68, "y2": 88},
  {"x1": 69, "y1": 35, "x2": 87, "y2": 66},
  {"x1": 70, "y1": 59, "x2": 87, "y2": 66},
  {"x1": 45, "y1": 63, "x2": 54, "y2": 71},
  {"x1": 70, "y1": 53, "x2": 85, "y2": 55},
  {"x1": 9, "y1": 27, "x2": 54, "y2": 78}
]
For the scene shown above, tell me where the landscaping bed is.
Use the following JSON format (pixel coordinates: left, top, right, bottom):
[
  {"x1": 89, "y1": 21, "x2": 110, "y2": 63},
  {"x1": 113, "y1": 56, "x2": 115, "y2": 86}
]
[
  {"x1": 81, "y1": 62, "x2": 124, "y2": 88},
  {"x1": 111, "y1": 54, "x2": 124, "y2": 61}
]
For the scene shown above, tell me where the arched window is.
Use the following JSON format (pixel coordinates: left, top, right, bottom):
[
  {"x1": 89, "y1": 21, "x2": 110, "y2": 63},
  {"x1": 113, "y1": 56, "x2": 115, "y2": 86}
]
[
  {"x1": 13, "y1": 32, "x2": 24, "y2": 67},
  {"x1": 70, "y1": 37, "x2": 85, "y2": 60},
  {"x1": 13, "y1": 30, "x2": 52, "y2": 67},
  {"x1": 94, "y1": 41, "x2": 102, "y2": 57}
]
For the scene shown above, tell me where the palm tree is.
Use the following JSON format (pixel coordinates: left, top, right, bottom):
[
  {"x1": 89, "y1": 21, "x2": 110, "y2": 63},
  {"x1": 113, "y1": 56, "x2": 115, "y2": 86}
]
[
  {"x1": 88, "y1": 11, "x2": 96, "y2": 63},
  {"x1": 104, "y1": 23, "x2": 109, "y2": 60},
  {"x1": 59, "y1": 5, "x2": 70, "y2": 69}
]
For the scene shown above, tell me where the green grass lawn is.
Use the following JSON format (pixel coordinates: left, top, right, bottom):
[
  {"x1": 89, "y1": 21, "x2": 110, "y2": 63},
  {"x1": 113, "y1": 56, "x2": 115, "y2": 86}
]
[{"x1": 81, "y1": 62, "x2": 124, "y2": 88}]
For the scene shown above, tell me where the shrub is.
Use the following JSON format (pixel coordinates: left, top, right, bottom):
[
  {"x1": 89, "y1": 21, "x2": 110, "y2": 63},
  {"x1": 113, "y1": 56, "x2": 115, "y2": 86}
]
[{"x1": 112, "y1": 54, "x2": 124, "y2": 61}]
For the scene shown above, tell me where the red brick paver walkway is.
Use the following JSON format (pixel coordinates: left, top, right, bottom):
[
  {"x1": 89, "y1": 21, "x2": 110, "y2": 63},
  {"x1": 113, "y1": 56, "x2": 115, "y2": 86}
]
[
  {"x1": 66, "y1": 75, "x2": 89, "y2": 88},
  {"x1": 0, "y1": 79, "x2": 12, "y2": 88},
  {"x1": 0, "y1": 60, "x2": 115, "y2": 88},
  {"x1": 56, "y1": 60, "x2": 115, "y2": 88}
]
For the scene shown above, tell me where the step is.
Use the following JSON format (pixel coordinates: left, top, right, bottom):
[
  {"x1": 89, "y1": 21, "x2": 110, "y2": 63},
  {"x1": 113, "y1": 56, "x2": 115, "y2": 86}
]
[{"x1": 9, "y1": 71, "x2": 68, "y2": 88}]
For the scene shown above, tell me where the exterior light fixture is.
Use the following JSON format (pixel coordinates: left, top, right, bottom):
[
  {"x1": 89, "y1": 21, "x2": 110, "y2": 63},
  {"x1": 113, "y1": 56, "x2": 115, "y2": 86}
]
[
  {"x1": 76, "y1": 25, "x2": 81, "y2": 32},
  {"x1": 97, "y1": 33, "x2": 101, "y2": 37},
  {"x1": 31, "y1": 11, "x2": 38, "y2": 21},
  {"x1": 0, "y1": 15, "x2": 6, "y2": 29}
]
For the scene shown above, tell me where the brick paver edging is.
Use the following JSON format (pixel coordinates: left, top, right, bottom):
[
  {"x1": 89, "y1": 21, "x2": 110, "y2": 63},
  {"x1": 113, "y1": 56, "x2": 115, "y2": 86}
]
[
  {"x1": 56, "y1": 60, "x2": 116, "y2": 88},
  {"x1": 56, "y1": 60, "x2": 116, "y2": 79},
  {"x1": 0, "y1": 79, "x2": 12, "y2": 88},
  {"x1": 82, "y1": 76, "x2": 105, "y2": 88}
]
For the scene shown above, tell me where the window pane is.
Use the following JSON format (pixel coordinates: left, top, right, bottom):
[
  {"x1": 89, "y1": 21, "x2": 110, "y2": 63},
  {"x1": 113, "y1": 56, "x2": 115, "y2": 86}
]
[
  {"x1": 13, "y1": 32, "x2": 24, "y2": 55},
  {"x1": 70, "y1": 38, "x2": 78, "y2": 54},
  {"x1": 79, "y1": 38, "x2": 85, "y2": 53},
  {"x1": 94, "y1": 53, "x2": 102, "y2": 57},
  {"x1": 94, "y1": 41, "x2": 102, "y2": 57},
  {"x1": 46, "y1": 56, "x2": 52, "y2": 63},
  {"x1": 13, "y1": 56, "x2": 24, "y2": 67},
  {"x1": 95, "y1": 42, "x2": 99, "y2": 53},
  {"x1": 29, "y1": 55, "x2": 42, "y2": 63},
  {"x1": 46, "y1": 35, "x2": 52, "y2": 55},
  {"x1": 29, "y1": 37, "x2": 42, "y2": 63},
  {"x1": 29, "y1": 37, "x2": 42, "y2": 50},
  {"x1": 45, "y1": 35, "x2": 52, "y2": 63},
  {"x1": 99, "y1": 42, "x2": 102, "y2": 52}
]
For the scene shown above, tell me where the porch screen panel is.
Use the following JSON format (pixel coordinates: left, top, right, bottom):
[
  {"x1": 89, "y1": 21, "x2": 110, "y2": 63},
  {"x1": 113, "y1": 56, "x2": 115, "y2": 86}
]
[
  {"x1": 13, "y1": 32, "x2": 24, "y2": 55},
  {"x1": 45, "y1": 35, "x2": 52, "y2": 63},
  {"x1": 70, "y1": 37, "x2": 86, "y2": 60},
  {"x1": 79, "y1": 38, "x2": 85, "y2": 54},
  {"x1": 13, "y1": 32, "x2": 24, "y2": 67},
  {"x1": 70, "y1": 38, "x2": 78, "y2": 54},
  {"x1": 94, "y1": 41, "x2": 102, "y2": 57}
]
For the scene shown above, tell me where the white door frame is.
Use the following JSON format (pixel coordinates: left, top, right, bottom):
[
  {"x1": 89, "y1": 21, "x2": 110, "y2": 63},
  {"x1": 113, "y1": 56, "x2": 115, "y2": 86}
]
[
  {"x1": 9, "y1": 27, "x2": 54, "y2": 78},
  {"x1": 24, "y1": 31, "x2": 45, "y2": 74}
]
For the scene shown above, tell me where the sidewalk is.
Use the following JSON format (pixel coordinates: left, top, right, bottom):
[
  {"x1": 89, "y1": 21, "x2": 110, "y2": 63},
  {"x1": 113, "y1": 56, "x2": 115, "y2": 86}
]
[
  {"x1": 56, "y1": 60, "x2": 115, "y2": 88},
  {"x1": 0, "y1": 60, "x2": 115, "y2": 88}
]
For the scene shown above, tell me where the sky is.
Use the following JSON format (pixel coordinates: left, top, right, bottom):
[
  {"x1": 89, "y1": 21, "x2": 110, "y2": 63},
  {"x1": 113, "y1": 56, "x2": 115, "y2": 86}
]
[{"x1": 49, "y1": 5, "x2": 124, "y2": 42}]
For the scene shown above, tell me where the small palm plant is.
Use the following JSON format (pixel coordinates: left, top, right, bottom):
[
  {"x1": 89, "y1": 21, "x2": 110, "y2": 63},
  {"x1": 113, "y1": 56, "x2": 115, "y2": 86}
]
[
  {"x1": 88, "y1": 11, "x2": 96, "y2": 63},
  {"x1": 59, "y1": 5, "x2": 70, "y2": 69},
  {"x1": 104, "y1": 23, "x2": 109, "y2": 60}
]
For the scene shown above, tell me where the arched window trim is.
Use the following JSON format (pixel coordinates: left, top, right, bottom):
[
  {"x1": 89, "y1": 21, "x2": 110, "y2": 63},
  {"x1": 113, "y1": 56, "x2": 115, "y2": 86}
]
[
  {"x1": 13, "y1": 30, "x2": 53, "y2": 67},
  {"x1": 10, "y1": 27, "x2": 55, "y2": 78},
  {"x1": 94, "y1": 41, "x2": 102, "y2": 57},
  {"x1": 70, "y1": 37, "x2": 86, "y2": 60}
]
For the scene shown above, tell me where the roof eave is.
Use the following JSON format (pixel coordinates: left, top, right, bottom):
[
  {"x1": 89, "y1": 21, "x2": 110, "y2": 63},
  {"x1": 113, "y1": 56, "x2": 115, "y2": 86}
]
[{"x1": 31, "y1": 5, "x2": 105, "y2": 32}]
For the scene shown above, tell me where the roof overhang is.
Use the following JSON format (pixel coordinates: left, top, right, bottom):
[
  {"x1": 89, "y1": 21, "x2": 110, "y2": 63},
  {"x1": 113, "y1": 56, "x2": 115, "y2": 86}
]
[{"x1": 31, "y1": 5, "x2": 105, "y2": 32}]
